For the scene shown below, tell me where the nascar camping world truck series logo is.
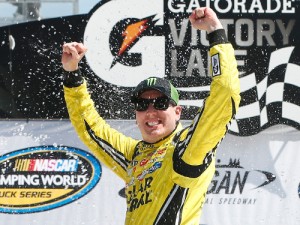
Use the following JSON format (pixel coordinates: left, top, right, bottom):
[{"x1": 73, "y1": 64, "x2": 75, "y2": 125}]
[
  {"x1": 84, "y1": 0, "x2": 300, "y2": 136},
  {"x1": 0, "y1": 146, "x2": 101, "y2": 214}
]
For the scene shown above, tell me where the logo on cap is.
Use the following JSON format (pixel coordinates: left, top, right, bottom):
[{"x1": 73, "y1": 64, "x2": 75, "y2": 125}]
[{"x1": 147, "y1": 77, "x2": 157, "y2": 86}]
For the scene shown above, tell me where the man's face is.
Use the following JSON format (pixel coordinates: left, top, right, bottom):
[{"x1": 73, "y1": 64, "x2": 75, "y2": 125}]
[{"x1": 135, "y1": 89, "x2": 182, "y2": 143}]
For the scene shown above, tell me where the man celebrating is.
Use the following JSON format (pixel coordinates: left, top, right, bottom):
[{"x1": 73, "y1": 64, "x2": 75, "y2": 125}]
[{"x1": 62, "y1": 7, "x2": 240, "y2": 225}]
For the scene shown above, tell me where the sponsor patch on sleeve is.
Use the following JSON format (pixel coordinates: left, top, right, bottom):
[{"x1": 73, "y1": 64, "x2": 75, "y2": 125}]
[{"x1": 211, "y1": 53, "x2": 221, "y2": 77}]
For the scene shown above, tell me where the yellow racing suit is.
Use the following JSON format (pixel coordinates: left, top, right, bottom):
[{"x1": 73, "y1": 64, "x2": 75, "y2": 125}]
[{"x1": 63, "y1": 29, "x2": 240, "y2": 225}]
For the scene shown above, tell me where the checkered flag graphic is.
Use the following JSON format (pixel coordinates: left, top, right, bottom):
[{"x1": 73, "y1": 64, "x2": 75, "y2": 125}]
[
  {"x1": 230, "y1": 46, "x2": 300, "y2": 136},
  {"x1": 178, "y1": 46, "x2": 300, "y2": 136}
]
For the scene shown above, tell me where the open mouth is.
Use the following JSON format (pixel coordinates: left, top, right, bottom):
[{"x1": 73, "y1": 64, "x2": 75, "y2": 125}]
[{"x1": 146, "y1": 120, "x2": 161, "y2": 127}]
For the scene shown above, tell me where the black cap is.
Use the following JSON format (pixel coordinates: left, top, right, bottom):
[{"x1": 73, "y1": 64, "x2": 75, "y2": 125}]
[{"x1": 131, "y1": 77, "x2": 179, "y2": 105}]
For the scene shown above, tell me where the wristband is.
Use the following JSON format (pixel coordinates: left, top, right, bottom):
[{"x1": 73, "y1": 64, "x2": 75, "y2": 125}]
[
  {"x1": 208, "y1": 29, "x2": 228, "y2": 47},
  {"x1": 63, "y1": 69, "x2": 84, "y2": 88}
]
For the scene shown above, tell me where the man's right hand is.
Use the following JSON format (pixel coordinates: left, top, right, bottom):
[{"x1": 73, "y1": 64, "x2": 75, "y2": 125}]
[{"x1": 61, "y1": 42, "x2": 87, "y2": 71}]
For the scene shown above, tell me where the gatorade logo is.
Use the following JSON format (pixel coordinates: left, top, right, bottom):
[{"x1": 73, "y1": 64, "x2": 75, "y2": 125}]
[
  {"x1": 109, "y1": 15, "x2": 159, "y2": 70},
  {"x1": 84, "y1": 0, "x2": 165, "y2": 87},
  {"x1": 0, "y1": 146, "x2": 101, "y2": 214}
]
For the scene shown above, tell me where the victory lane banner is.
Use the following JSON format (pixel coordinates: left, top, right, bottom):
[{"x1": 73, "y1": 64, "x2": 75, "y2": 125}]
[
  {"x1": 0, "y1": 0, "x2": 299, "y2": 136},
  {"x1": 0, "y1": 146, "x2": 101, "y2": 214}
]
